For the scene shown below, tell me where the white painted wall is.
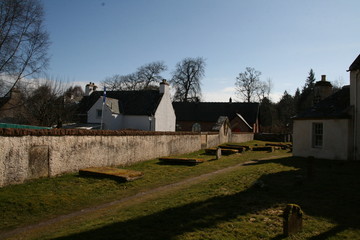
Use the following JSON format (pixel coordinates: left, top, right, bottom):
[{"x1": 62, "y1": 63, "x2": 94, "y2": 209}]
[
  {"x1": 87, "y1": 98, "x2": 122, "y2": 130},
  {"x1": 154, "y1": 83, "x2": 176, "y2": 131},
  {"x1": 293, "y1": 119, "x2": 351, "y2": 160},
  {"x1": 350, "y1": 70, "x2": 360, "y2": 160}
]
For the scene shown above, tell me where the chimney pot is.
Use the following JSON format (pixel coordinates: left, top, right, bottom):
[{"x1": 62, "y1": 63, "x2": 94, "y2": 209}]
[
  {"x1": 159, "y1": 79, "x2": 169, "y2": 94},
  {"x1": 85, "y1": 82, "x2": 97, "y2": 96},
  {"x1": 321, "y1": 75, "x2": 326, "y2": 81}
]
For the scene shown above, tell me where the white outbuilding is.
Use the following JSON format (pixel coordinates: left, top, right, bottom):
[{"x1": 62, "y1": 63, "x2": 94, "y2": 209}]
[
  {"x1": 293, "y1": 54, "x2": 360, "y2": 160},
  {"x1": 81, "y1": 80, "x2": 176, "y2": 131}
]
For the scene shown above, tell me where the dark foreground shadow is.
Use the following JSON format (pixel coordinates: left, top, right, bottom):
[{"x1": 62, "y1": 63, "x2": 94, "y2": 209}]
[{"x1": 55, "y1": 157, "x2": 360, "y2": 240}]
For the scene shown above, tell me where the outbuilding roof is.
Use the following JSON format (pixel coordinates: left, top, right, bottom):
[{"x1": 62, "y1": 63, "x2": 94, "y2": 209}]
[
  {"x1": 349, "y1": 54, "x2": 360, "y2": 71},
  {"x1": 293, "y1": 86, "x2": 351, "y2": 120},
  {"x1": 172, "y1": 102, "x2": 259, "y2": 125}
]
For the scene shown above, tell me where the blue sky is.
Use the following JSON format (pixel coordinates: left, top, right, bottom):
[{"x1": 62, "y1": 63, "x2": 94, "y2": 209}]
[{"x1": 42, "y1": 0, "x2": 360, "y2": 102}]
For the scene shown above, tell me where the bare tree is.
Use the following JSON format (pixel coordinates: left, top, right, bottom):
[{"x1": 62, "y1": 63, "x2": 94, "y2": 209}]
[
  {"x1": 101, "y1": 61, "x2": 167, "y2": 91},
  {"x1": 0, "y1": 0, "x2": 50, "y2": 96},
  {"x1": 102, "y1": 73, "x2": 139, "y2": 91},
  {"x1": 171, "y1": 57, "x2": 205, "y2": 102},
  {"x1": 0, "y1": 78, "x2": 5, "y2": 96},
  {"x1": 101, "y1": 74, "x2": 123, "y2": 91},
  {"x1": 235, "y1": 67, "x2": 261, "y2": 102},
  {"x1": 331, "y1": 76, "x2": 344, "y2": 93},
  {"x1": 257, "y1": 78, "x2": 272, "y2": 102},
  {"x1": 136, "y1": 61, "x2": 167, "y2": 89},
  {"x1": 25, "y1": 80, "x2": 65, "y2": 126},
  {"x1": 64, "y1": 85, "x2": 84, "y2": 103},
  {"x1": 23, "y1": 78, "x2": 80, "y2": 127}
]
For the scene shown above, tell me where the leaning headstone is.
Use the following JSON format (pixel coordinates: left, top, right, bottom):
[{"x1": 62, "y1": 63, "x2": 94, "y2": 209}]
[
  {"x1": 283, "y1": 204, "x2": 303, "y2": 236},
  {"x1": 216, "y1": 147, "x2": 222, "y2": 159}
]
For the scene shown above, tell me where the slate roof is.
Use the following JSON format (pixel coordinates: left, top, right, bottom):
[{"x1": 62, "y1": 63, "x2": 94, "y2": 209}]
[
  {"x1": 172, "y1": 102, "x2": 259, "y2": 125},
  {"x1": 293, "y1": 86, "x2": 351, "y2": 120},
  {"x1": 349, "y1": 54, "x2": 360, "y2": 71},
  {"x1": 78, "y1": 90, "x2": 163, "y2": 116},
  {"x1": 104, "y1": 97, "x2": 120, "y2": 114},
  {"x1": 212, "y1": 116, "x2": 229, "y2": 131}
]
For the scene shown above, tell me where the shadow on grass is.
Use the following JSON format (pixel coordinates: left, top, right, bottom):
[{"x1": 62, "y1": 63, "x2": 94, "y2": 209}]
[{"x1": 55, "y1": 157, "x2": 360, "y2": 240}]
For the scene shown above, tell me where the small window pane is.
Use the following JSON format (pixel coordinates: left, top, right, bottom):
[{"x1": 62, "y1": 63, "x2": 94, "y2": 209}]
[
  {"x1": 192, "y1": 123, "x2": 201, "y2": 132},
  {"x1": 96, "y1": 109, "x2": 102, "y2": 118},
  {"x1": 312, "y1": 123, "x2": 323, "y2": 148}
]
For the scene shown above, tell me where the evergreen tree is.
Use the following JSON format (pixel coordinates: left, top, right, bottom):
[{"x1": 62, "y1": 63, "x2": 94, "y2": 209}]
[
  {"x1": 259, "y1": 97, "x2": 277, "y2": 131},
  {"x1": 276, "y1": 91, "x2": 296, "y2": 133},
  {"x1": 293, "y1": 88, "x2": 301, "y2": 112},
  {"x1": 305, "y1": 69, "x2": 316, "y2": 90},
  {"x1": 297, "y1": 69, "x2": 316, "y2": 113}
]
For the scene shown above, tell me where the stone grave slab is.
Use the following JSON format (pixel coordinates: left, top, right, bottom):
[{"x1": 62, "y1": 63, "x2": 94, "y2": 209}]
[
  {"x1": 79, "y1": 167, "x2": 143, "y2": 181},
  {"x1": 158, "y1": 157, "x2": 204, "y2": 165}
]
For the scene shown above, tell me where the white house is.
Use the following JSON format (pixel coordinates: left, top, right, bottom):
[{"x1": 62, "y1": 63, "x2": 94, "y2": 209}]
[
  {"x1": 83, "y1": 80, "x2": 176, "y2": 131},
  {"x1": 293, "y1": 54, "x2": 360, "y2": 160}
]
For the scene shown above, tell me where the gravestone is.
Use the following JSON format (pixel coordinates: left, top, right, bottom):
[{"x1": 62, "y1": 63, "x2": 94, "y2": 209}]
[
  {"x1": 28, "y1": 145, "x2": 49, "y2": 179},
  {"x1": 283, "y1": 204, "x2": 303, "y2": 236},
  {"x1": 216, "y1": 147, "x2": 222, "y2": 159}
]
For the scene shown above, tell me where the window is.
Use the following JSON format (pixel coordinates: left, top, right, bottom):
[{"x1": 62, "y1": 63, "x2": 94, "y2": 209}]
[
  {"x1": 312, "y1": 123, "x2": 323, "y2": 148},
  {"x1": 192, "y1": 123, "x2": 201, "y2": 132},
  {"x1": 96, "y1": 109, "x2": 102, "y2": 118}
]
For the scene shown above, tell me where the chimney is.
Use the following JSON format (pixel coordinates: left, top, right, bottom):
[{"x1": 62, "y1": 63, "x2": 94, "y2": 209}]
[
  {"x1": 85, "y1": 82, "x2": 97, "y2": 96},
  {"x1": 159, "y1": 79, "x2": 169, "y2": 95},
  {"x1": 229, "y1": 97, "x2": 232, "y2": 103},
  {"x1": 314, "y1": 75, "x2": 333, "y2": 104}
]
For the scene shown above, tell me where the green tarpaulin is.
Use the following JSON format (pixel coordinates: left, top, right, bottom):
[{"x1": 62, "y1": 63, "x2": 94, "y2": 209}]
[{"x1": 0, "y1": 123, "x2": 51, "y2": 129}]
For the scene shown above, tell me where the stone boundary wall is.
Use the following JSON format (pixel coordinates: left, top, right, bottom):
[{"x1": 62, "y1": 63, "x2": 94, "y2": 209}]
[
  {"x1": 201, "y1": 132, "x2": 220, "y2": 149},
  {"x1": 231, "y1": 133, "x2": 254, "y2": 143},
  {"x1": 0, "y1": 129, "x2": 200, "y2": 187},
  {"x1": 0, "y1": 128, "x2": 198, "y2": 137},
  {"x1": 0, "y1": 129, "x2": 253, "y2": 187}
]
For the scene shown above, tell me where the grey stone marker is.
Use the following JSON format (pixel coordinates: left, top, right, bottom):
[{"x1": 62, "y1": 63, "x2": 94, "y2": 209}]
[
  {"x1": 216, "y1": 147, "x2": 222, "y2": 160},
  {"x1": 283, "y1": 204, "x2": 303, "y2": 236},
  {"x1": 28, "y1": 145, "x2": 49, "y2": 179}
]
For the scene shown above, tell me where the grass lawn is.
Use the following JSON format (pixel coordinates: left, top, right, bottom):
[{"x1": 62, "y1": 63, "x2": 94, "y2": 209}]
[{"x1": 1, "y1": 141, "x2": 360, "y2": 239}]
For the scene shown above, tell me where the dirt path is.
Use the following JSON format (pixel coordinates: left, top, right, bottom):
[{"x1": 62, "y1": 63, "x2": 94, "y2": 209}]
[{"x1": 0, "y1": 155, "x2": 285, "y2": 240}]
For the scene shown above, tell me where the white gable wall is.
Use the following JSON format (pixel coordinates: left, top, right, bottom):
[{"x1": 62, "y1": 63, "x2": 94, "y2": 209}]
[
  {"x1": 87, "y1": 98, "x2": 122, "y2": 130},
  {"x1": 293, "y1": 119, "x2": 351, "y2": 160},
  {"x1": 350, "y1": 70, "x2": 360, "y2": 160},
  {"x1": 154, "y1": 98, "x2": 176, "y2": 132},
  {"x1": 154, "y1": 82, "x2": 176, "y2": 131}
]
